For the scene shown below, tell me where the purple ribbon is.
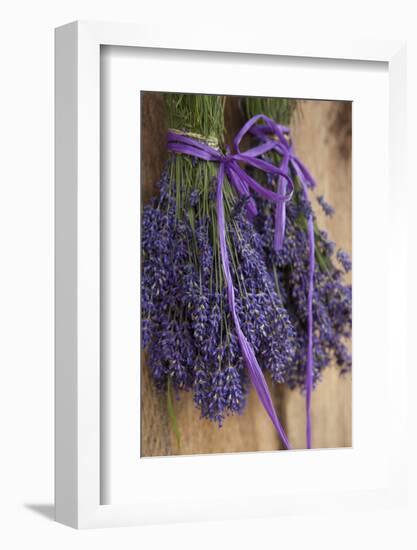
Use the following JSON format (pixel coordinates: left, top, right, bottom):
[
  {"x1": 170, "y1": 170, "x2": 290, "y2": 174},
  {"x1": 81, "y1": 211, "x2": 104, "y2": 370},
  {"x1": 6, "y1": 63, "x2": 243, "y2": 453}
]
[
  {"x1": 249, "y1": 119, "x2": 316, "y2": 449},
  {"x1": 168, "y1": 114, "x2": 295, "y2": 450}
]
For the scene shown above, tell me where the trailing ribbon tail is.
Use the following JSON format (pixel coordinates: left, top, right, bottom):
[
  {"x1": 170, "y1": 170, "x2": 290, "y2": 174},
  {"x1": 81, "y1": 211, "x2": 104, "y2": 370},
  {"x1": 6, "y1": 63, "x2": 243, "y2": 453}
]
[
  {"x1": 248, "y1": 120, "x2": 316, "y2": 449},
  {"x1": 305, "y1": 215, "x2": 315, "y2": 449},
  {"x1": 275, "y1": 153, "x2": 290, "y2": 251},
  {"x1": 216, "y1": 162, "x2": 291, "y2": 450}
]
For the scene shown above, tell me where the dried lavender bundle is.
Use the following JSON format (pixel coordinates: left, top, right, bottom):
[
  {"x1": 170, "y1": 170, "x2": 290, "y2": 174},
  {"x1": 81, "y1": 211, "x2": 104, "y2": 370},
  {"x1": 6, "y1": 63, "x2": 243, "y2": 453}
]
[
  {"x1": 243, "y1": 97, "x2": 352, "y2": 389},
  {"x1": 142, "y1": 94, "x2": 297, "y2": 426}
]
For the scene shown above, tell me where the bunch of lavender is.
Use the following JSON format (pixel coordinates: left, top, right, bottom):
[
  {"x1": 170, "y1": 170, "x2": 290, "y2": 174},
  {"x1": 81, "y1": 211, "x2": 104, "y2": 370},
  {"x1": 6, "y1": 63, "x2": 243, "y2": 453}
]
[
  {"x1": 142, "y1": 93, "x2": 297, "y2": 426},
  {"x1": 243, "y1": 97, "x2": 352, "y2": 389}
]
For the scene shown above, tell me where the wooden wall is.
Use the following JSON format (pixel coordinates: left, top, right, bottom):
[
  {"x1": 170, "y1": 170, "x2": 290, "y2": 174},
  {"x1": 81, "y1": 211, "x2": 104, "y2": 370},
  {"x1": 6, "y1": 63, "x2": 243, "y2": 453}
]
[{"x1": 140, "y1": 93, "x2": 352, "y2": 456}]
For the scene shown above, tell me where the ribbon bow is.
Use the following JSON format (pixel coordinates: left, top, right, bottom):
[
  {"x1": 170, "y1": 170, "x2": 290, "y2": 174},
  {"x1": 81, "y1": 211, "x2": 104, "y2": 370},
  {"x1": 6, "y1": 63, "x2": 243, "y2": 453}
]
[
  {"x1": 168, "y1": 114, "x2": 295, "y2": 241},
  {"x1": 168, "y1": 114, "x2": 296, "y2": 449}
]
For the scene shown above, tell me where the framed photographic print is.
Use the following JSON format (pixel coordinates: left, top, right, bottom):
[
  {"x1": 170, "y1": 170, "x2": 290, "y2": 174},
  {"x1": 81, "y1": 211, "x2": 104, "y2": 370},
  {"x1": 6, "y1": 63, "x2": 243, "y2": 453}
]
[{"x1": 55, "y1": 21, "x2": 407, "y2": 528}]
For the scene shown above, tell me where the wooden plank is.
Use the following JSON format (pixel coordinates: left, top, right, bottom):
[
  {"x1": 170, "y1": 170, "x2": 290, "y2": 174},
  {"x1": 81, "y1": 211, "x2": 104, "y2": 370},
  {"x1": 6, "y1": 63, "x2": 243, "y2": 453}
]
[{"x1": 140, "y1": 93, "x2": 171, "y2": 456}]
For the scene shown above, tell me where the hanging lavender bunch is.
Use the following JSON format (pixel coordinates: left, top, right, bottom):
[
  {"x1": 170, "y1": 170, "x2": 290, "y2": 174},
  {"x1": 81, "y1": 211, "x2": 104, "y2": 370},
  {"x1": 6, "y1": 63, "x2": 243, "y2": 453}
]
[
  {"x1": 142, "y1": 94, "x2": 298, "y2": 426},
  {"x1": 243, "y1": 97, "x2": 352, "y2": 389},
  {"x1": 257, "y1": 194, "x2": 352, "y2": 388}
]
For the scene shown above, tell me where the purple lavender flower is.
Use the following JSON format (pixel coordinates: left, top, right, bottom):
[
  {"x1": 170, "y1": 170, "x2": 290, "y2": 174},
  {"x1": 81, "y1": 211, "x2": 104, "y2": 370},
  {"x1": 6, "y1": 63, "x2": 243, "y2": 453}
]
[
  {"x1": 336, "y1": 249, "x2": 352, "y2": 272},
  {"x1": 317, "y1": 195, "x2": 335, "y2": 217},
  {"x1": 189, "y1": 189, "x2": 200, "y2": 207},
  {"x1": 229, "y1": 210, "x2": 297, "y2": 384}
]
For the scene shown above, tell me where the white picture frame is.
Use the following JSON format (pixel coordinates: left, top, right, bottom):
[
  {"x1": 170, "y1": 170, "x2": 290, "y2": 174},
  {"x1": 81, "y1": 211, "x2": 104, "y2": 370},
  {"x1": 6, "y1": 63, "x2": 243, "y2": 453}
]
[{"x1": 55, "y1": 21, "x2": 407, "y2": 529}]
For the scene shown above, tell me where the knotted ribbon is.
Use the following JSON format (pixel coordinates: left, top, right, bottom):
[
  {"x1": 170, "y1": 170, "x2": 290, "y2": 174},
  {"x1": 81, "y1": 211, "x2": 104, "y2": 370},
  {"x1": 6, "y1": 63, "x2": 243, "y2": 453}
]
[
  {"x1": 168, "y1": 114, "x2": 295, "y2": 449},
  {"x1": 249, "y1": 118, "x2": 316, "y2": 449}
]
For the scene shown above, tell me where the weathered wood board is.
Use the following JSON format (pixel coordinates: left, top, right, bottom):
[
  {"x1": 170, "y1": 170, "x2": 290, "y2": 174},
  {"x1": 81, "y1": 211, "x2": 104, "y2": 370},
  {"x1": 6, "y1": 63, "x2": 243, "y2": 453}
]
[{"x1": 140, "y1": 93, "x2": 352, "y2": 456}]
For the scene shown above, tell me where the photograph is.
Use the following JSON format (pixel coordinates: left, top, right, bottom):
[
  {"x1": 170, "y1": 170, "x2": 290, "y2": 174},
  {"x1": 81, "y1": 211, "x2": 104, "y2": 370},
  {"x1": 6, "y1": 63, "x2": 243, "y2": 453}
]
[
  {"x1": 0, "y1": 2, "x2": 411, "y2": 543},
  {"x1": 140, "y1": 92, "x2": 352, "y2": 457}
]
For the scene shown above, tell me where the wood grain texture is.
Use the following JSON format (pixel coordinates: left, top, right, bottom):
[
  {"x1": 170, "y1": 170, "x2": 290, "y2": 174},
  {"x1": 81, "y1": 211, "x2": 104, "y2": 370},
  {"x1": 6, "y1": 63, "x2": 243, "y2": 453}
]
[
  {"x1": 140, "y1": 92, "x2": 171, "y2": 456},
  {"x1": 140, "y1": 93, "x2": 351, "y2": 456}
]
